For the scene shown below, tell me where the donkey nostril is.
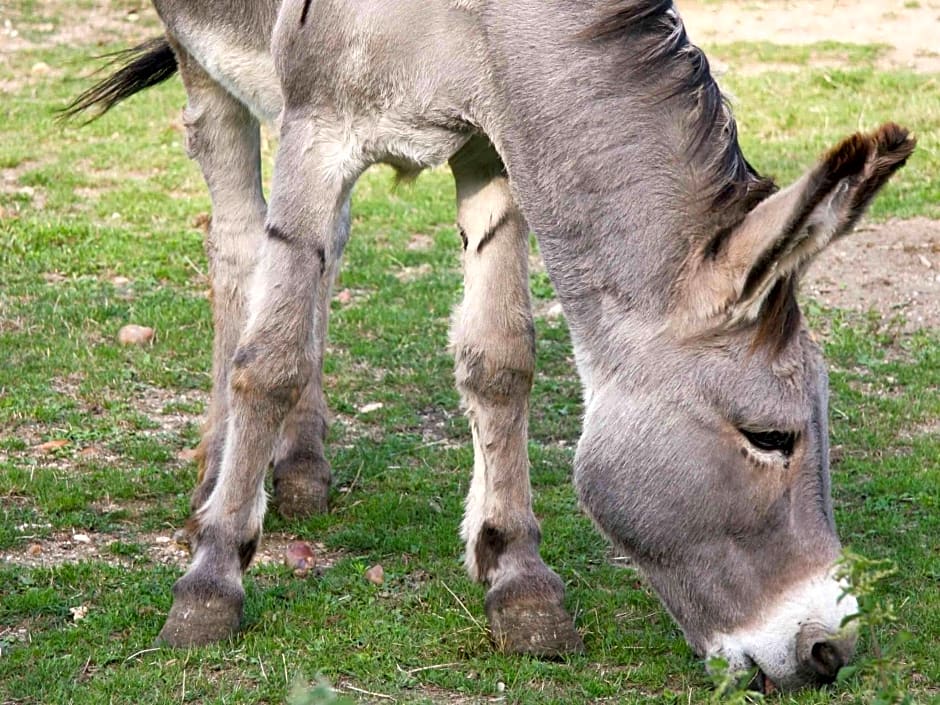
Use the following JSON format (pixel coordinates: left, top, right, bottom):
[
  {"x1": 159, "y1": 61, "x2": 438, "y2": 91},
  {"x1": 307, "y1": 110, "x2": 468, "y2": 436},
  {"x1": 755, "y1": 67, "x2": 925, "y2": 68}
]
[{"x1": 809, "y1": 641, "x2": 844, "y2": 682}]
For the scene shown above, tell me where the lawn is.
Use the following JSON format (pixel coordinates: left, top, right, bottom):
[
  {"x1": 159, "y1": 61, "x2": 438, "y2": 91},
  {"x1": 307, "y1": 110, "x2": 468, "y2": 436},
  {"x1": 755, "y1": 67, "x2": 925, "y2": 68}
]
[{"x1": 0, "y1": 2, "x2": 938, "y2": 704}]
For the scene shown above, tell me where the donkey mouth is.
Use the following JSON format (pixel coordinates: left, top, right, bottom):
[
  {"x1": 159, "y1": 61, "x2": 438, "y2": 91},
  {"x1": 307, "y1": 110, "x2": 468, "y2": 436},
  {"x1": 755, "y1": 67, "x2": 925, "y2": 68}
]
[{"x1": 750, "y1": 669, "x2": 779, "y2": 695}]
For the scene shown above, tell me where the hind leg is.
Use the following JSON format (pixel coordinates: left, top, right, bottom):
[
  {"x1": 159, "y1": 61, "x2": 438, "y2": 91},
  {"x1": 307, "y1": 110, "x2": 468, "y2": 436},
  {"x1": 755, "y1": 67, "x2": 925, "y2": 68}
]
[
  {"x1": 272, "y1": 200, "x2": 350, "y2": 517},
  {"x1": 170, "y1": 42, "x2": 264, "y2": 513},
  {"x1": 172, "y1": 42, "x2": 334, "y2": 520},
  {"x1": 449, "y1": 137, "x2": 583, "y2": 657}
]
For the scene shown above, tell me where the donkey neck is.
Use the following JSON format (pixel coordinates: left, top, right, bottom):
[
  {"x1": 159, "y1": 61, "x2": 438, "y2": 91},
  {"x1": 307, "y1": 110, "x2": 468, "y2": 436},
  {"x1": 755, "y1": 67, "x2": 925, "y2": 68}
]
[{"x1": 477, "y1": 1, "x2": 765, "y2": 371}]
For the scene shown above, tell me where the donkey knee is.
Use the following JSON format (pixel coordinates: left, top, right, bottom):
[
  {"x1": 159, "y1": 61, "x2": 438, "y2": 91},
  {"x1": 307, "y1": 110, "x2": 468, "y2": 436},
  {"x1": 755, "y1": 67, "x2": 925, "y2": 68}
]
[
  {"x1": 230, "y1": 341, "x2": 312, "y2": 412},
  {"x1": 455, "y1": 335, "x2": 535, "y2": 405}
]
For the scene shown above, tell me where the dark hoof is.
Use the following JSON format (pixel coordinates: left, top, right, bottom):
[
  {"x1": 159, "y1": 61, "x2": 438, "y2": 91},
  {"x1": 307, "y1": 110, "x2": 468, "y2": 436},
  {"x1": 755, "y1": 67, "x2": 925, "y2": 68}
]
[
  {"x1": 272, "y1": 463, "x2": 330, "y2": 519},
  {"x1": 485, "y1": 572, "x2": 584, "y2": 657},
  {"x1": 155, "y1": 575, "x2": 244, "y2": 647}
]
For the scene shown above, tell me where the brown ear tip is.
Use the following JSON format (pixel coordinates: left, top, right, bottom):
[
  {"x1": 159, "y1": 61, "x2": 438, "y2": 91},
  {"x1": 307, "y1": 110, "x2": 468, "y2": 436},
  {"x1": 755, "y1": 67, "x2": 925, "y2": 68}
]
[
  {"x1": 824, "y1": 132, "x2": 871, "y2": 181},
  {"x1": 873, "y1": 122, "x2": 917, "y2": 158}
]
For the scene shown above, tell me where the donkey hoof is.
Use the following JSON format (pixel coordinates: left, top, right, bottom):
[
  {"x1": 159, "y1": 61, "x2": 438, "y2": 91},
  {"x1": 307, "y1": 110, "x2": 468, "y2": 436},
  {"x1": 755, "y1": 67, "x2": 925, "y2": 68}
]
[
  {"x1": 272, "y1": 465, "x2": 330, "y2": 519},
  {"x1": 485, "y1": 574, "x2": 584, "y2": 657},
  {"x1": 155, "y1": 576, "x2": 244, "y2": 647}
]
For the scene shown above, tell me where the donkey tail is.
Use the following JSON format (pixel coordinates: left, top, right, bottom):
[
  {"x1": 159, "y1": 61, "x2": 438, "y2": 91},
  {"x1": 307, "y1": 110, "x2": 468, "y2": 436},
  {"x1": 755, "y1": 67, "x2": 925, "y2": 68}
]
[{"x1": 60, "y1": 37, "x2": 177, "y2": 122}]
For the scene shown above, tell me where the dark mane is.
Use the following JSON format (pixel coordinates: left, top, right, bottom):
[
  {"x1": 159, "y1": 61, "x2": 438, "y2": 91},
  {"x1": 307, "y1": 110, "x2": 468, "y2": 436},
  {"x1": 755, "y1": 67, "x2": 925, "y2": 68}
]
[
  {"x1": 583, "y1": 1, "x2": 798, "y2": 355},
  {"x1": 581, "y1": 0, "x2": 777, "y2": 229}
]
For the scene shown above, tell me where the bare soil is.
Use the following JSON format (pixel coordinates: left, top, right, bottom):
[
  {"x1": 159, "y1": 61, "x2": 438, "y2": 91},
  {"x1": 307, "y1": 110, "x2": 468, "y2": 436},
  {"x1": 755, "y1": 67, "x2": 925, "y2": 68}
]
[
  {"x1": 805, "y1": 218, "x2": 940, "y2": 331},
  {"x1": 680, "y1": 0, "x2": 940, "y2": 72},
  {"x1": 0, "y1": 0, "x2": 158, "y2": 53},
  {"x1": 1, "y1": 528, "x2": 341, "y2": 571}
]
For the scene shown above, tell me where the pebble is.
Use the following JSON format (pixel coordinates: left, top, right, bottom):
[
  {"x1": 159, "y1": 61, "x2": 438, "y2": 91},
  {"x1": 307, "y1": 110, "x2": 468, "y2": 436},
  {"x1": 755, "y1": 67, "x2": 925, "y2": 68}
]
[
  {"x1": 118, "y1": 324, "x2": 154, "y2": 345},
  {"x1": 27, "y1": 543, "x2": 42, "y2": 556},
  {"x1": 154, "y1": 536, "x2": 171, "y2": 545},
  {"x1": 544, "y1": 301, "x2": 564, "y2": 319},
  {"x1": 72, "y1": 534, "x2": 91, "y2": 544},
  {"x1": 285, "y1": 541, "x2": 317, "y2": 576},
  {"x1": 35, "y1": 439, "x2": 69, "y2": 453},
  {"x1": 364, "y1": 563, "x2": 385, "y2": 586},
  {"x1": 358, "y1": 402, "x2": 383, "y2": 414}
]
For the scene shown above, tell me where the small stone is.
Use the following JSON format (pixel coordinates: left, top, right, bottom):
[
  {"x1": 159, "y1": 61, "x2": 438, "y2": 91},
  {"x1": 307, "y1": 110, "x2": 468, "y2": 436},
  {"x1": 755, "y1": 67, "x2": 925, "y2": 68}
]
[
  {"x1": 336, "y1": 288, "x2": 353, "y2": 305},
  {"x1": 364, "y1": 563, "x2": 384, "y2": 586},
  {"x1": 154, "y1": 536, "x2": 171, "y2": 545},
  {"x1": 192, "y1": 212, "x2": 211, "y2": 232},
  {"x1": 545, "y1": 301, "x2": 564, "y2": 319},
  {"x1": 406, "y1": 233, "x2": 433, "y2": 251},
  {"x1": 496, "y1": 682, "x2": 506, "y2": 693},
  {"x1": 31, "y1": 61, "x2": 51, "y2": 75},
  {"x1": 111, "y1": 275, "x2": 131, "y2": 286},
  {"x1": 69, "y1": 604, "x2": 89, "y2": 622},
  {"x1": 72, "y1": 534, "x2": 91, "y2": 544},
  {"x1": 285, "y1": 541, "x2": 317, "y2": 575},
  {"x1": 357, "y1": 402, "x2": 383, "y2": 414},
  {"x1": 118, "y1": 324, "x2": 154, "y2": 346},
  {"x1": 35, "y1": 439, "x2": 69, "y2": 453},
  {"x1": 27, "y1": 543, "x2": 42, "y2": 556}
]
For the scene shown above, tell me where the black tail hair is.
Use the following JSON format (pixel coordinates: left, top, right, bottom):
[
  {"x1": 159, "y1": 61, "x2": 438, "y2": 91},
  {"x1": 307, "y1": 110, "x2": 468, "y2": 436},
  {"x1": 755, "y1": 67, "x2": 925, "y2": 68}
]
[{"x1": 59, "y1": 37, "x2": 178, "y2": 122}]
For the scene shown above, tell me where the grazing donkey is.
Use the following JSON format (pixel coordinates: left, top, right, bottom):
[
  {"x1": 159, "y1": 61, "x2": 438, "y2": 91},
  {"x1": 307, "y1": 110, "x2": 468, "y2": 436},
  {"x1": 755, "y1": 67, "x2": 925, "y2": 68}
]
[{"x1": 67, "y1": 0, "x2": 914, "y2": 692}]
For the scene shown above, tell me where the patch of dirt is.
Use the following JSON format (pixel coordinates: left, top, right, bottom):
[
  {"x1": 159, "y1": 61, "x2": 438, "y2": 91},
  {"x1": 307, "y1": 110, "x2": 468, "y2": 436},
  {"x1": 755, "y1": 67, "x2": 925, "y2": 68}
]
[
  {"x1": 1, "y1": 528, "x2": 342, "y2": 572},
  {"x1": 129, "y1": 385, "x2": 207, "y2": 436},
  {"x1": 1, "y1": 159, "x2": 48, "y2": 215},
  {"x1": 0, "y1": 0, "x2": 159, "y2": 54},
  {"x1": 414, "y1": 406, "x2": 462, "y2": 450},
  {"x1": 680, "y1": 0, "x2": 940, "y2": 72},
  {"x1": 804, "y1": 218, "x2": 940, "y2": 331}
]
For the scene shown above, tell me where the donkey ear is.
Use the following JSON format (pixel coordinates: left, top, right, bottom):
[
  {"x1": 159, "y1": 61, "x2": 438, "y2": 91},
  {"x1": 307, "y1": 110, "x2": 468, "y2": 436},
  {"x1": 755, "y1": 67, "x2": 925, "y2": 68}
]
[{"x1": 681, "y1": 123, "x2": 915, "y2": 329}]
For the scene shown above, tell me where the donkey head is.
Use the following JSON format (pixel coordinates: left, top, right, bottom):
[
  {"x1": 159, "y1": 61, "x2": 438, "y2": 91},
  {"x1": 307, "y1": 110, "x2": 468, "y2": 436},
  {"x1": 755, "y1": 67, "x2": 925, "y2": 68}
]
[{"x1": 574, "y1": 124, "x2": 914, "y2": 691}]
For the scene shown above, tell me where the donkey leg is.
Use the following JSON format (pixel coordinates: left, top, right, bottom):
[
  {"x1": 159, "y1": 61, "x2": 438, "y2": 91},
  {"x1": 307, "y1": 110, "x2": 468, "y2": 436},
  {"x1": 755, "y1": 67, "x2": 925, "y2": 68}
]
[
  {"x1": 272, "y1": 201, "x2": 350, "y2": 518},
  {"x1": 170, "y1": 44, "x2": 265, "y2": 514},
  {"x1": 156, "y1": 120, "x2": 354, "y2": 646},
  {"x1": 449, "y1": 138, "x2": 583, "y2": 657}
]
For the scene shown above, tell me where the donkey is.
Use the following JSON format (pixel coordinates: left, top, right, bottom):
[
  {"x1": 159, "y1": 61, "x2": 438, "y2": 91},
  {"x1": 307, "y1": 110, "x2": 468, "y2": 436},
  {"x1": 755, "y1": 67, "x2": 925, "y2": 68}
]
[{"x1": 66, "y1": 0, "x2": 914, "y2": 692}]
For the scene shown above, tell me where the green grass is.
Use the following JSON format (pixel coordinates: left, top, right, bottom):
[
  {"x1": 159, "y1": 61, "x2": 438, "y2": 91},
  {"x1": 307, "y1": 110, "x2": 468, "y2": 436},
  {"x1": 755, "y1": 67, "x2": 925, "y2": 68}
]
[
  {"x1": 706, "y1": 40, "x2": 891, "y2": 68},
  {"x1": 1, "y1": 14, "x2": 938, "y2": 705}
]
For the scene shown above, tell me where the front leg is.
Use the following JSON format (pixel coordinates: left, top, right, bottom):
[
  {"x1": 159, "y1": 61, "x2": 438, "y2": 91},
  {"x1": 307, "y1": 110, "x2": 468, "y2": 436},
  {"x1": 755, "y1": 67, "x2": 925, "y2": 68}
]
[
  {"x1": 157, "y1": 119, "x2": 357, "y2": 646},
  {"x1": 449, "y1": 138, "x2": 584, "y2": 657},
  {"x1": 171, "y1": 41, "x2": 337, "y2": 521}
]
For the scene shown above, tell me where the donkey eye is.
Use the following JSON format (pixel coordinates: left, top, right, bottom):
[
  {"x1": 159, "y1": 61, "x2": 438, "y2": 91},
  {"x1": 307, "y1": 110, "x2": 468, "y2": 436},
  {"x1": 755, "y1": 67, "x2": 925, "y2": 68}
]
[{"x1": 739, "y1": 429, "x2": 797, "y2": 456}]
